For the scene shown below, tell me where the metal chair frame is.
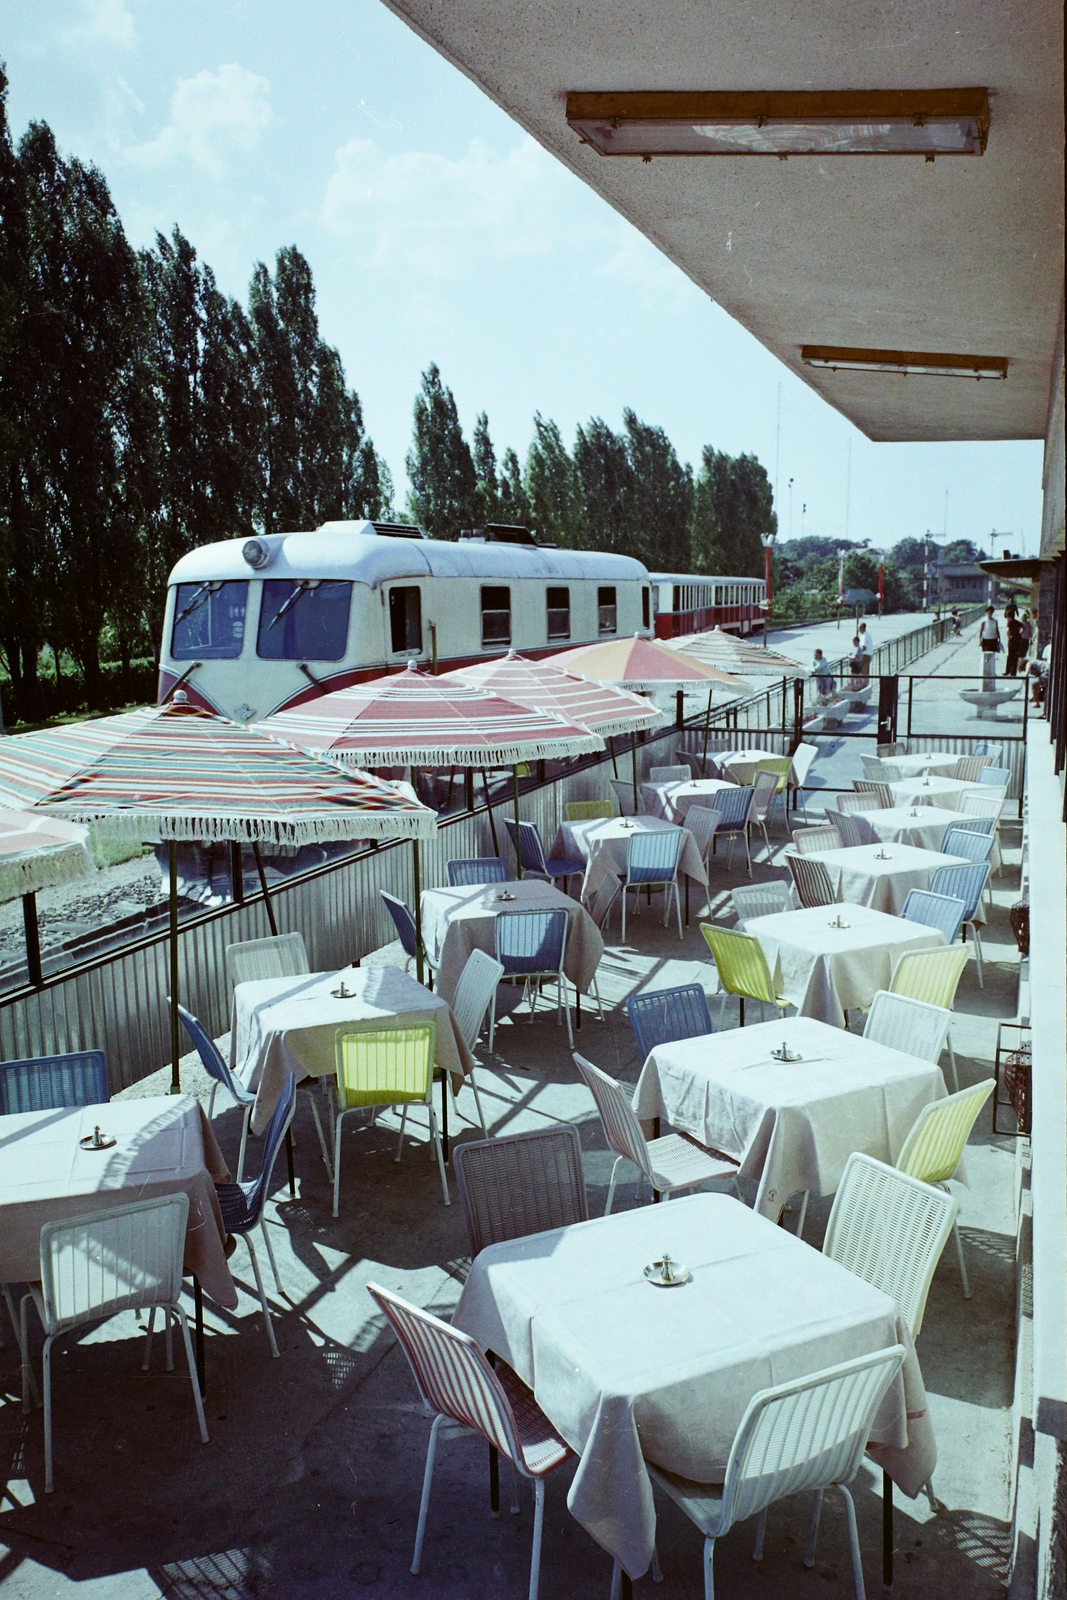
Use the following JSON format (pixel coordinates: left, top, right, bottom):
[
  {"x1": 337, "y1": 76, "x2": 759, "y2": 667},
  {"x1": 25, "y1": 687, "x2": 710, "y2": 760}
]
[
  {"x1": 786, "y1": 852, "x2": 836, "y2": 909},
  {"x1": 620, "y1": 827, "x2": 685, "y2": 942},
  {"x1": 709, "y1": 784, "x2": 755, "y2": 876},
  {"x1": 626, "y1": 983, "x2": 714, "y2": 1063},
  {"x1": 504, "y1": 819, "x2": 584, "y2": 892},
  {"x1": 332, "y1": 1024, "x2": 448, "y2": 1215},
  {"x1": 490, "y1": 909, "x2": 574, "y2": 1048},
  {"x1": 699, "y1": 925, "x2": 790, "y2": 1028},
  {"x1": 447, "y1": 857, "x2": 509, "y2": 887}
]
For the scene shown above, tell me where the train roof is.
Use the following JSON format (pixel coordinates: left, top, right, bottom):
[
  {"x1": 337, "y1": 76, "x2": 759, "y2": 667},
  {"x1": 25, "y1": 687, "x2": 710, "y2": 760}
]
[
  {"x1": 650, "y1": 572, "x2": 764, "y2": 585},
  {"x1": 168, "y1": 522, "x2": 650, "y2": 589}
]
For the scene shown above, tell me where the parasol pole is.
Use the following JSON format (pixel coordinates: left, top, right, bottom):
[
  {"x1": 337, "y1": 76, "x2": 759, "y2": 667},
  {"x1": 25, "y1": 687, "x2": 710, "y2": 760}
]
[
  {"x1": 513, "y1": 765, "x2": 522, "y2": 878},
  {"x1": 481, "y1": 768, "x2": 500, "y2": 855},
  {"x1": 631, "y1": 732, "x2": 639, "y2": 815},
  {"x1": 251, "y1": 841, "x2": 280, "y2": 936},
  {"x1": 701, "y1": 686, "x2": 713, "y2": 775},
  {"x1": 609, "y1": 736, "x2": 618, "y2": 778},
  {"x1": 22, "y1": 893, "x2": 43, "y2": 988},
  {"x1": 412, "y1": 839, "x2": 425, "y2": 985},
  {"x1": 169, "y1": 841, "x2": 181, "y2": 1094}
]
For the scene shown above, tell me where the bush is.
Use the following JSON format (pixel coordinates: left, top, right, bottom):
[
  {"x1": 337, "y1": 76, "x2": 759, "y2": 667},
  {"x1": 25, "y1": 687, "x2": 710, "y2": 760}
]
[{"x1": 0, "y1": 657, "x2": 158, "y2": 728}]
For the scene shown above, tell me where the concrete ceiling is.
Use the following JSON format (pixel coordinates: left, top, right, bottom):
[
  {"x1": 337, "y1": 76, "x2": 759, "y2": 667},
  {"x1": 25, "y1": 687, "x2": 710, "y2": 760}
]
[{"x1": 380, "y1": 0, "x2": 1064, "y2": 443}]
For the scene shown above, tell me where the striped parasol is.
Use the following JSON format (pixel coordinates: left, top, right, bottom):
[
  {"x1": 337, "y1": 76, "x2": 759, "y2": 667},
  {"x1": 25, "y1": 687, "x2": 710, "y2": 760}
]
[
  {"x1": 551, "y1": 634, "x2": 749, "y2": 691},
  {"x1": 667, "y1": 626, "x2": 808, "y2": 676},
  {"x1": 437, "y1": 649, "x2": 665, "y2": 737},
  {"x1": 0, "y1": 810, "x2": 94, "y2": 904},
  {"x1": 2, "y1": 695, "x2": 436, "y2": 1089},
  {"x1": 255, "y1": 659, "x2": 605, "y2": 769}
]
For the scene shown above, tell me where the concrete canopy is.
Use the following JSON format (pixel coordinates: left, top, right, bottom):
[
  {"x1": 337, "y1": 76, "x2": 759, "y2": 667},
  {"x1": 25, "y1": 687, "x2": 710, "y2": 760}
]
[{"x1": 380, "y1": 0, "x2": 1064, "y2": 444}]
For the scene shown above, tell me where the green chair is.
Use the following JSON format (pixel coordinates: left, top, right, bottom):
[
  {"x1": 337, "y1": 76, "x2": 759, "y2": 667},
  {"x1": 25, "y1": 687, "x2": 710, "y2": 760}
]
[
  {"x1": 565, "y1": 799, "x2": 614, "y2": 822},
  {"x1": 700, "y1": 925, "x2": 790, "y2": 1027},
  {"x1": 332, "y1": 1023, "x2": 447, "y2": 1216}
]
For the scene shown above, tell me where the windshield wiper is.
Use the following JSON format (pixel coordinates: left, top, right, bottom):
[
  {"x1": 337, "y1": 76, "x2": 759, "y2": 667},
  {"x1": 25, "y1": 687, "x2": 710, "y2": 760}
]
[
  {"x1": 175, "y1": 582, "x2": 222, "y2": 624},
  {"x1": 268, "y1": 580, "x2": 320, "y2": 628}
]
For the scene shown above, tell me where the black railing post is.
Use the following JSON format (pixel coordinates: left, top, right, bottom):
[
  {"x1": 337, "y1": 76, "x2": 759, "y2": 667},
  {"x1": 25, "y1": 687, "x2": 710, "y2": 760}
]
[{"x1": 22, "y1": 893, "x2": 43, "y2": 988}]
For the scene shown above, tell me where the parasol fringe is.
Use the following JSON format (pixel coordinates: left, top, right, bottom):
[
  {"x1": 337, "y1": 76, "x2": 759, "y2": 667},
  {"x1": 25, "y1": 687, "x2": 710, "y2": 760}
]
[
  {"x1": 0, "y1": 839, "x2": 95, "y2": 902},
  {"x1": 39, "y1": 808, "x2": 437, "y2": 845},
  {"x1": 321, "y1": 735, "x2": 603, "y2": 769}
]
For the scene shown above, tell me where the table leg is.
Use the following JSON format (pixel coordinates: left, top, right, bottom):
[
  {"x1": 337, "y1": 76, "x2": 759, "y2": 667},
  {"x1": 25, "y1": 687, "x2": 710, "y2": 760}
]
[
  {"x1": 285, "y1": 1128, "x2": 296, "y2": 1197},
  {"x1": 621, "y1": 1573, "x2": 633, "y2": 1600},
  {"x1": 883, "y1": 1470, "x2": 893, "y2": 1585},
  {"x1": 489, "y1": 1444, "x2": 500, "y2": 1515},
  {"x1": 440, "y1": 1071, "x2": 449, "y2": 1163},
  {"x1": 193, "y1": 1277, "x2": 205, "y2": 1398},
  {"x1": 576, "y1": 987, "x2": 581, "y2": 1030}
]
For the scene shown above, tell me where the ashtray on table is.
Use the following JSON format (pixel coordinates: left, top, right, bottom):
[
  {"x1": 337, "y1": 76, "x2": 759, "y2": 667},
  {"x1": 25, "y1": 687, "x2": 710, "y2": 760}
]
[
  {"x1": 828, "y1": 914, "x2": 851, "y2": 929},
  {"x1": 497, "y1": 891, "x2": 516, "y2": 901},
  {"x1": 331, "y1": 982, "x2": 356, "y2": 999},
  {"x1": 79, "y1": 1125, "x2": 116, "y2": 1151},
  {"x1": 770, "y1": 1043, "x2": 803, "y2": 1063},
  {"x1": 643, "y1": 1252, "x2": 691, "y2": 1288}
]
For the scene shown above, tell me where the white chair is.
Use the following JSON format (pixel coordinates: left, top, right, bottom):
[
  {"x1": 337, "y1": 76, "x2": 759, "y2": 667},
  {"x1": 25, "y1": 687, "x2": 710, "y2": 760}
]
[
  {"x1": 573, "y1": 1052, "x2": 739, "y2": 1212},
  {"x1": 449, "y1": 949, "x2": 504, "y2": 1136},
  {"x1": 789, "y1": 742, "x2": 819, "y2": 819},
  {"x1": 225, "y1": 931, "x2": 333, "y2": 1177},
  {"x1": 836, "y1": 792, "x2": 882, "y2": 814},
  {"x1": 225, "y1": 932, "x2": 310, "y2": 986},
  {"x1": 750, "y1": 770, "x2": 781, "y2": 859},
  {"x1": 791, "y1": 824, "x2": 842, "y2": 854},
  {"x1": 632, "y1": 1345, "x2": 906, "y2": 1600},
  {"x1": 730, "y1": 880, "x2": 793, "y2": 928},
  {"x1": 822, "y1": 1153, "x2": 959, "y2": 1338},
  {"x1": 863, "y1": 990, "x2": 957, "y2": 1089},
  {"x1": 367, "y1": 1281, "x2": 572, "y2": 1600},
  {"x1": 21, "y1": 1195, "x2": 208, "y2": 1493},
  {"x1": 648, "y1": 765, "x2": 689, "y2": 784},
  {"x1": 859, "y1": 754, "x2": 887, "y2": 781},
  {"x1": 610, "y1": 777, "x2": 638, "y2": 816},
  {"x1": 682, "y1": 805, "x2": 723, "y2": 918},
  {"x1": 895, "y1": 1081, "x2": 996, "y2": 1299}
]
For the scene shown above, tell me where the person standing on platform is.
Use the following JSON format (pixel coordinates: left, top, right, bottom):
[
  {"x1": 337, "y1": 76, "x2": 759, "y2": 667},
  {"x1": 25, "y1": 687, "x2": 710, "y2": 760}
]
[
  {"x1": 979, "y1": 604, "x2": 1002, "y2": 687},
  {"x1": 1004, "y1": 609, "x2": 1024, "y2": 677}
]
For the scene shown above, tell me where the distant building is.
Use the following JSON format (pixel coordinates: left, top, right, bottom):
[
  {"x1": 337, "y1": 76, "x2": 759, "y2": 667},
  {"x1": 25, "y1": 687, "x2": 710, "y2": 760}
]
[{"x1": 933, "y1": 553, "x2": 989, "y2": 606}]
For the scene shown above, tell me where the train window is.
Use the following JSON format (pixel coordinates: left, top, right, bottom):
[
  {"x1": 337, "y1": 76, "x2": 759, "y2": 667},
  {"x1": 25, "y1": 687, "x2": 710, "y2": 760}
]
[
  {"x1": 642, "y1": 587, "x2": 650, "y2": 630},
  {"x1": 481, "y1": 586, "x2": 511, "y2": 646},
  {"x1": 598, "y1": 586, "x2": 617, "y2": 635},
  {"x1": 714, "y1": 585, "x2": 723, "y2": 606},
  {"x1": 172, "y1": 581, "x2": 248, "y2": 660},
  {"x1": 257, "y1": 579, "x2": 351, "y2": 661},
  {"x1": 546, "y1": 587, "x2": 570, "y2": 640},
  {"x1": 389, "y1": 586, "x2": 422, "y2": 653}
]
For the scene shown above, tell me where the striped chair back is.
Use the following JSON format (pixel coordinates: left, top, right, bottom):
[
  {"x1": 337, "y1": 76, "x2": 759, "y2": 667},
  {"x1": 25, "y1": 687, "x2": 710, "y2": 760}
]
[
  {"x1": 683, "y1": 805, "x2": 722, "y2": 866},
  {"x1": 953, "y1": 755, "x2": 991, "y2": 783},
  {"x1": 836, "y1": 792, "x2": 882, "y2": 814},
  {"x1": 791, "y1": 825, "x2": 842, "y2": 854},
  {"x1": 565, "y1": 800, "x2": 614, "y2": 821},
  {"x1": 853, "y1": 781, "x2": 894, "y2": 807},
  {"x1": 367, "y1": 1282, "x2": 523, "y2": 1462},
  {"x1": 626, "y1": 984, "x2": 713, "y2": 1060},
  {"x1": 335, "y1": 1024, "x2": 436, "y2": 1111},
  {"x1": 226, "y1": 932, "x2": 309, "y2": 988},
  {"x1": 731, "y1": 881, "x2": 793, "y2": 924},
  {"x1": 447, "y1": 857, "x2": 509, "y2": 886},
  {"x1": 786, "y1": 852, "x2": 836, "y2": 908},
  {"x1": 700, "y1": 926, "x2": 779, "y2": 1006},
  {"x1": 899, "y1": 889, "x2": 966, "y2": 945},
  {"x1": 39, "y1": 1194, "x2": 189, "y2": 1335},
  {"x1": 572, "y1": 1052, "x2": 652, "y2": 1181},
  {"x1": 940, "y1": 828, "x2": 994, "y2": 863},
  {"x1": 895, "y1": 1080, "x2": 996, "y2": 1186},
  {"x1": 0, "y1": 1050, "x2": 108, "y2": 1114},
  {"x1": 494, "y1": 909, "x2": 568, "y2": 976},
  {"x1": 978, "y1": 767, "x2": 1011, "y2": 788},
  {"x1": 503, "y1": 819, "x2": 551, "y2": 875},
  {"x1": 715, "y1": 784, "x2": 755, "y2": 832},
  {"x1": 889, "y1": 945, "x2": 970, "y2": 1009},
  {"x1": 625, "y1": 826, "x2": 684, "y2": 886},
  {"x1": 823, "y1": 807, "x2": 863, "y2": 848},
  {"x1": 454, "y1": 1126, "x2": 588, "y2": 1257},
  {"x1": 929, "y1": 862, "x2": 989, "y2": 922},
  {"x1": 648, "y1": 766, "x2": 690, "y2": 784}
]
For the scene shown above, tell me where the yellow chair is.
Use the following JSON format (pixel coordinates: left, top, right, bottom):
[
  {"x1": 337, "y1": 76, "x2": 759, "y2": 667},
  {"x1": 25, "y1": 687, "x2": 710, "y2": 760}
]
[
  {"x1": 332, "y1": 1024, "x2": 447, "y2": 1216},
  {"x1": 888, "y1": 945, "x2": 970, "y2": 1088},
  {"x1": 895, "y1": 1080, "x2": 996, "y2": 1298},
  {"x1": 565, "y1": 799, "x2": 614, "y2": 822},
  {"x1": 700, "y1": 925, "x2": 790, "y2": 1027}
]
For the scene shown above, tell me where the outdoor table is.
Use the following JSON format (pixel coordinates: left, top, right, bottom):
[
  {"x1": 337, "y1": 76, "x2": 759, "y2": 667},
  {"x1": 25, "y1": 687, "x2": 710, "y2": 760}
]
[
  {"x1": 877, "y1": 752, "x2": 960, "y2": 779},
  {"x1": 867, "y1": 803, "x2": 976, "y2": 852},
  {"x1": 550, "y1": 815, "x2": 707, "y2": 903},
  {"x1": 0, "y1": 1095, "x2": 237, "y2": 1313},
  {"x1": 632, "y1": 1015, "x2": 948, "y2": 1219},
  {"x1": 801, "y1": 840, "x2": 973, "y2": 916},
  {"x1": 640, "y1": 776, "x2": 736, "y2": 823},
  {"x1": 888, "y1": 774, "x2": 988, "y2": 811},
  {"x1": 743, "y1": 903, "x2": 945, "y2": 1027},
  {"x1": 231, "y1": 964, "x2": 474, "y2": 1135},
  {"x1": 421, "y1": 878, "x2": 604, "y2": 1006},
  {"x1": 452, "y1": 1193, "x2": 935, "y2": 1579},
  {"x1": 718, "y1": 749, "x2": 791, "y2": 786}
]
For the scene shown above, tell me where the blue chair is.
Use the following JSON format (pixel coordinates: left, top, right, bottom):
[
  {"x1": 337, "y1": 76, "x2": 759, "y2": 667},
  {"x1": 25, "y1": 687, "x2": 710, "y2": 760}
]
[
  {"x1": 941, "y1": 828, "x2": 994, "y2": 863},
  {"x1": 620, "y1": 828, "x2": 685, "y2": 942},
  {"x1": 176, "y1": 1003, "x2": 259, "y2": 1181},
  {"x1": 709, "y1": 785, "x2": 755, "y2": 876},
  {"x1": 973, "y1": 742, "x2": 1004, "y2": 762},
  {"x1": 446, "y1": 857, "x2": 509, "y2": 887},
  {"x1": 0, "y1": 1051, "x2": 108, "y2": 1115},
  {"x1": 491, "y1": 909, "x2": 572, "y2": 1048},
  {"x1": 503, "y1": 819, "x2": 584, "y2": 891},
  {"x1": 931, "y1": 863, "x2": 992, "y2": 987},
  {"x1": 978, "y1": 767, "x2": 1010, "y2": 788},
  {"x1": 626, "y1": 984, "x2": 713, "y2": 1063},
  {"x1": 900, "y1": 889, "x2": 967, "y2": 948},
  {"x1": 381, "y1": 892, "x2": 439, "y2": 984},
  {"x1": 213, "y1": 1073, "x2": 297, "y2": 1359}
]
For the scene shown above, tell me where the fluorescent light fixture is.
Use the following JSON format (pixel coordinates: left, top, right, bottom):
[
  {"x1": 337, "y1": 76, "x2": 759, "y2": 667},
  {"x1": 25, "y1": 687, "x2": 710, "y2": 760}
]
[
  {"x1": 801, "y1": 346, "x2": 1008, "y2": 380},
  {"x1": 566, "y1": 90, "x2": 989, "y2": 158}
]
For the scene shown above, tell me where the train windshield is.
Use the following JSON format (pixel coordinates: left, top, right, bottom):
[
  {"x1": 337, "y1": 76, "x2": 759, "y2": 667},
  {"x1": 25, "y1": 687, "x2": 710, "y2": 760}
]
[
  {"x1": 257, "y1": 579, "x2": 352, "y2": 660},
  {"x1": 171, "y1": 581, "x2": 248, "y2": 659}
]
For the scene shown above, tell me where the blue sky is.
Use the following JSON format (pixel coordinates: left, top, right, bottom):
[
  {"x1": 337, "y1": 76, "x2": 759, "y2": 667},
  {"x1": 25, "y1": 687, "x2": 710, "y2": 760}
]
[{"x1": 1, "y1": 0, "x2": 1045, "y2": 555}]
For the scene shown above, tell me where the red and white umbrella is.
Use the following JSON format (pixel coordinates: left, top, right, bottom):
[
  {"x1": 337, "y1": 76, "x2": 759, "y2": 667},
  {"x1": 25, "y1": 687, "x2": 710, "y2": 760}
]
[
  {"x1": 438, "y1": 649, "x2": 664, "y2": 738},
  {"x1": 667, "y1": 626, "x2": 807, "y2": 676}
]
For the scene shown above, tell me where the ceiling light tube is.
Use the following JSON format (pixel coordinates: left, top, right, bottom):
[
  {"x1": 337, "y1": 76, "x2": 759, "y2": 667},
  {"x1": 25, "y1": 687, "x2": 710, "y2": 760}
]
[
  {"x1": 566, "y1": 90, "x2": 989, "y2": 158},
  {"x1": 800, "y1": 346, "x2": 1008, "y2": 379}
]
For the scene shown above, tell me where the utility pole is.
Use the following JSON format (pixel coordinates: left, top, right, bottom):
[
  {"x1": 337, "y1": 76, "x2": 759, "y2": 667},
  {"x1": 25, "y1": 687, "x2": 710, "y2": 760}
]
[
  {"x1": 774, "y1": 383, "x2": 782, "y2": 512},
  {"x1": 836, "y1": 547, "x2": 847, "y2": 628},
  {"x1": 923, "y1": 531, "x2": 931, "y2": 612},
  {"x1": 844, "y1": 439, "x2": 852, "y2": 543}
]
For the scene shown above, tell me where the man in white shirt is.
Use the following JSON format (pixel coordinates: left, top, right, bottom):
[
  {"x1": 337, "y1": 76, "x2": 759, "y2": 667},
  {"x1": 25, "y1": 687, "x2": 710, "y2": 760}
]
[{"x1": 979, "y1": 605, "x2": 1001, "y2": 686}]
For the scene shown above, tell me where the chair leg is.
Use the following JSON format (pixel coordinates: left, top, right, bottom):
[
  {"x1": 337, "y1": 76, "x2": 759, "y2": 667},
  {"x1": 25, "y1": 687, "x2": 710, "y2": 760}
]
[
  {"x1": 428, "y1": 1106, "x2": 450, "y2": 1206},
  {"x1": 244, "y1": 1232, "x2": 279, "y2": 1357},
  {"x1": 141, "y1": 1306, "x2": 157, "y2": 1370},
  {"x1": 673, "y1": 879, "x2": 683, "y2": 941},
  {"x1": 412, "y1": 1413, "x2": 444, "y2": 1574},
  {"x1": 236, "y1": 1105, "x2": 251, "y2": 1183},
  {"x1": 953, "y1": 1220, "x2": 972, "y2": 1298},
  {"x1": 805, "y1": 1487, "x2": 824, "y2": 1567},
  {"x1": 795, "y1": 1191, "x2": 809, "y2": 1238},
  {"x1": 528, "y1": 1476, "x2": 546, "y2": 1600},
  {"x1": 207, "y1": 1082, "x2": 218, "y2": 1119},
  {"x1": 332, "y1": 1112, "x2": 344, "y2": 1218},
  {"x1": 945, "y1": 1034, "x2": 960, "y2": 1092},
  {"x1": 592, "y1": 975, "x2": 605, "y2": 1021},
  {"x1": 9, "y1": 1286, "x2": 40, "y2": 1411},
  {"x1": 839, "y1": 1483, "x2": 867, "y2": 1600},
  {"x1": 303, "y1": 1087, "x2": 334, "y2": 1180},
  {"x1": 703, "y1": 1535, "x2": 717, "y2": 1600},
  {"x1": 621, "y1": 885, "x2": 628, "y2": 943},
  {"x1": 610, "y1": 1561, "x2": 623, "y2": 1600},
  {"x1": 605, "y1": 1155, "x2": 624, "y2": 1215},
  {"x1": 970, "y1": 923, "x2": 984, "y2": 987},
  {"x1": 171, "y1": 1303, "x2": 210, "y2": 1443},
  {"x1": 396, "y1": 1105, "x2": 409, "y2": 1162},
  {"x1": 561, "y1": 977, "x2": 574, "y2": 1049},
  {"x1": 651, "y1": 1545, "x2": 663, "y2": 1582},
  {"x1": 165, "y1": 1306, "x2": 174, "y2": 1371},
  {"x1": 42, "y1": 1332, "x2": 55, "y2": 1494},
  {"x1": 752, "y1": 1507, "x2": 768, "y2": 1560},
  {"x1": 260, "y1": 1215, "x2": 283, "y2": 1295},
  {"x1": 467, "y1": 1069, "x2": 489, "y2": 1137},
  {"x1": 488, "y1": 991, "x2": 497, "y2": 1052}
]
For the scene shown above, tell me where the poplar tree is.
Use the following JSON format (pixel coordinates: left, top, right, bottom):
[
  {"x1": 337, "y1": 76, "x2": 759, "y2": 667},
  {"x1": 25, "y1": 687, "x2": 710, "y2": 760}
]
[
  {"x1": 497, "y1": 447, "x2": 531, "y2": 529},
  {"x1": 573, "y1": 418, "x2": 633, "y2": 556},
  {"x1": 405, "y1": 362, "x2": 478, "y2": 538},
  {"x1": 691, "y1": 448, "x2": 776, "y2": 577},
  {"x1": 524, "y1": 413, "x2": 586, "y2": 547},
  {"x1": 472, "y1": 412, "x2": 500, "y2": 524},
  {"x1": 622, "y1": 408, "x2": 692, "y2": 571}
]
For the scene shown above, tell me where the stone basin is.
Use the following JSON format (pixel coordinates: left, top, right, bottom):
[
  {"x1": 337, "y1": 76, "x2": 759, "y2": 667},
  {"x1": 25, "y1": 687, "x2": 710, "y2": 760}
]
[{"x1": 959, "y1": 686, "x2": 1022, "y2": 720}]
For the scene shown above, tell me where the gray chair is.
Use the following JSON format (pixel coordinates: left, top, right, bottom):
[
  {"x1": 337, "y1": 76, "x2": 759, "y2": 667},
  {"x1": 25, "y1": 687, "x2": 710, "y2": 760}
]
[
  {"x1": 731, "y1": 880, "x2": 793, "y2": 927},
  {"x1": 787, "y1": 852, "x2": 836, "y2": 909},
  {"x1": 824, "y1": 807, "x2": 863, "y2": 848},
  {"x1": 791, "y1": 824, "x2": 842, "y2": 854},
  {"x1": 853, "y1": 781, "x2": 894, "y2": 807},
  {"x1": 454, "y1": 1125, "x2": 589, "y2": 1258},
  {"x1": 648, "y1": 765, "x2": 690, "y2": 784},
  {"x1": 836, "y1": 792, "x2": 883, "y2": 814}
]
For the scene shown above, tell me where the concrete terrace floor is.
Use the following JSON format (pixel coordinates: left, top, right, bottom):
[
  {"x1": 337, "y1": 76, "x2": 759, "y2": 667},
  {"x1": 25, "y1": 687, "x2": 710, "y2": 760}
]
[{"x1": 0, "y1": 791, "x2": 1024, "y2": 1600}]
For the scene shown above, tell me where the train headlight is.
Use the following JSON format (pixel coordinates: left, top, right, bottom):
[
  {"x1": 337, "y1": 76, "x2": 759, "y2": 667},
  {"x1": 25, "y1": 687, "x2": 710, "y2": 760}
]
[{"x1": 242, "y1": 538, "x2": 273, "y2": 570}]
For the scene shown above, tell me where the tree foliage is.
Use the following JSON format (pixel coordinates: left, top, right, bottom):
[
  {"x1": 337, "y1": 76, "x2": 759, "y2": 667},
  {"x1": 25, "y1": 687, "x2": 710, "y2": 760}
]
[{"x1": 405, "y1": 362, "x2": 478, "y2": 538}]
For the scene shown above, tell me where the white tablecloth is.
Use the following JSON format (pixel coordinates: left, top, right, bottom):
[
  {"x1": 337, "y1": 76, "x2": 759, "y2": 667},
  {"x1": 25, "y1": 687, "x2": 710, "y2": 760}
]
[
  {"x1": 0, "y1": 1097, "x2": 236, "y2": 1309},
  {"x1": 804, "y1": 841, "x2": 973, "y2": 916},
  {"x1": 878, "y1": 753, "x2": 960, "y2": 779},
  {"x1": 867, "y1": 804, "x2": 973, "y2": 851},
  {"x1": 551, "y1": 816, "x2": 707, "y2": 901},
  {"x1": 641, "y1": 777, "x2": 737, "y2": 823},
  {"x1": 744, "y1": 903, "x2": 946, "y2": 1027},
  {"x1": 230, "y1": 965, "x2": 474, "y2": 1134},
  {"x1": 632, "y1": 1016, "x2": 947, "y2": 1218},
  {"x1": 421, "y1": 878, "x2": 604, "y2": 1004},
  {"x1": 718, "y1": 750, "x2": 793, "y2": 787},
  {"x1": 889, "y1": 775, "x2": 986, "y2": 811},
  {"x1": 453, "y1": 1195, "x2": 934, "y2": 1578}
]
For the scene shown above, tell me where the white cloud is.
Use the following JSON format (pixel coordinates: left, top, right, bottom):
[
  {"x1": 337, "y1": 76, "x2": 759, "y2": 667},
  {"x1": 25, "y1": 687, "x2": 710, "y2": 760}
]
[
  {"x1": 320, "y1": 135, "x2": 559, "y2": 278},
  {"x1": 65, "y1": 0, "x2": 136, "y2": 48},
  {"x1": 128, "y1": 64, "x2": 271, "y2": 179}
]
